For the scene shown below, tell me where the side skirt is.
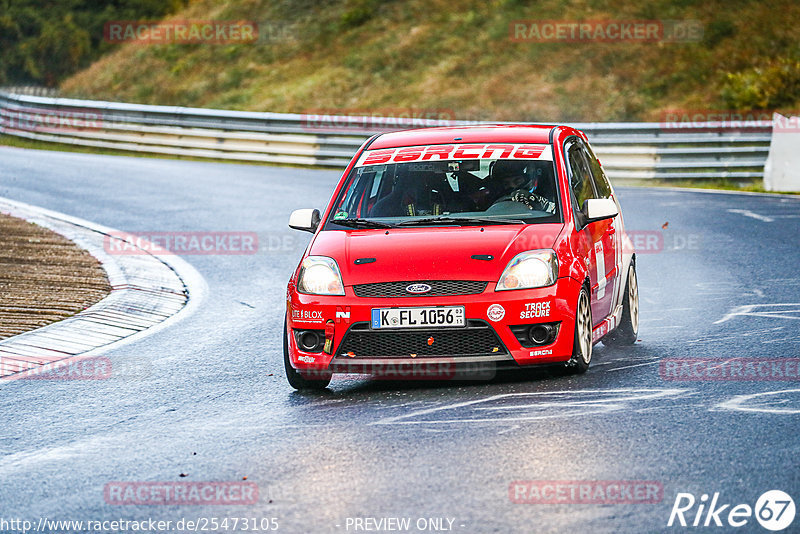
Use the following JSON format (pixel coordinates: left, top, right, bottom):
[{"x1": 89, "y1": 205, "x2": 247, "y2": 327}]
[{"x1": 592, "y1": 304, "x2": 624, "y2": 344}]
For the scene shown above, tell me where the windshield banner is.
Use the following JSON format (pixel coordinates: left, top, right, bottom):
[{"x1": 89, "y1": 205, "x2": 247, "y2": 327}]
[{"x1": 355, "y1": 143, "x2": 553, "y2": 167}]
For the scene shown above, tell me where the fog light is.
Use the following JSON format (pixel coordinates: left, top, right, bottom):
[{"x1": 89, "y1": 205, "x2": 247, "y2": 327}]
[
  {"x1": 509, "y1": 322, "x2": 561, "y2": 348},
  {"x1": 296, "y1": 330, "x2": 323, "y2": 352},
  {"x1": 529, "y1": 324, "x2": 553, "y2": 345}
]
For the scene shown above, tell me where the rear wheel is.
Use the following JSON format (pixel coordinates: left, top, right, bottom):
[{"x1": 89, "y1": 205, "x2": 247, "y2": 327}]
[
  {"x1": 564, "y1": 286, "x2": 592, "y2": 374},
  {"x1": 283, "y1": 318, "x2": 331, "y2": 390},
  {"x1": 603, "y1": 261, "x2": 639, "y2": 346}
]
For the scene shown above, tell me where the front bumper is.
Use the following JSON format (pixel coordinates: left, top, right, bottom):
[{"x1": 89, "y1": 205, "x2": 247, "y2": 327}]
[{"x1": 286, "y1": 277, "x2": 582, "y2": 373}]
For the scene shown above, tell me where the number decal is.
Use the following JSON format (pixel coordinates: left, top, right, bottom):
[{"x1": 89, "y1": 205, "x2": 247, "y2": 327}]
[{"x1": 595, "y1": 241, "x2": 606, "y2": 299}]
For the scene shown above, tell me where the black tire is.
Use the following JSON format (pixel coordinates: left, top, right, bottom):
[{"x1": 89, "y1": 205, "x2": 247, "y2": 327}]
[
  {"x1": 564, "y1": 286, "x2": 593, "y2": 374},
  {"x1": 283, "y1": 318, "x2": 331, "y2": 390},
  {"x1": 603, "y1": 261, "x2": 639, "y2": 346}
]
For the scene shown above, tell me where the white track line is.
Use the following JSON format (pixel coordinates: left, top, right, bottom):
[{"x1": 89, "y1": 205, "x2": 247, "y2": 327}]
[{"x1": 727, "y1": 209, "x2": 775, "y2": 222}]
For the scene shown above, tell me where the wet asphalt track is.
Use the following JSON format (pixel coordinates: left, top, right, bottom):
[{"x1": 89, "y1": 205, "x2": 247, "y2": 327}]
[{"x1": 1, "y1": 146, "x2": 799, "y2": 533}]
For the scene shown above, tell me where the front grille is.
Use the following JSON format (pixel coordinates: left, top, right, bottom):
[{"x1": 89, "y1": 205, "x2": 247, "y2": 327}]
[
  {"x1": 352, "y1": 280, "x2": 487, "y2": 298},
  {"x1": 335, "y1": 320, "x2": 507, "y2": 358}
]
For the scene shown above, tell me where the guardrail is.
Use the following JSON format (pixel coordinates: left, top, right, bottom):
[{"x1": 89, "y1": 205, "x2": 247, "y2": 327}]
[
  {"x1": 1, "y1": 86, "x2": 60, "y2": 97},
  {"x1": 0, "y1": 91, "x2": 771, "y2": 180}
]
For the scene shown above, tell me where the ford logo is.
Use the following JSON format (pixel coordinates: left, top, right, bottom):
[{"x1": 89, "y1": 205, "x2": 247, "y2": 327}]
[{"x1": 406, "y1": 283, "x2": 432, "y2": 294}]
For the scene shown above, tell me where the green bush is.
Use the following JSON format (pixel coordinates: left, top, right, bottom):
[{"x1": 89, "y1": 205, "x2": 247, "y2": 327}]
[
  {"x1": 0, "y1": 0, "x2": 187, "y2": 86},
  {"x1": 721, "y1": 57, "x2": 800, "y2": 110},
  {"x1": 339, "y1": 0, "x2": 380, "y2": 29}
]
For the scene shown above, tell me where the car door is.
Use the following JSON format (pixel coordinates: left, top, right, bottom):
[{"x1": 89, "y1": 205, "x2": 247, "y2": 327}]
[
  {"x1": 583, "y1": 141, "x2": 622, "y2": 318},
  {"x1": 564, "y1": 138, "x2": 615, "y2": 324}
]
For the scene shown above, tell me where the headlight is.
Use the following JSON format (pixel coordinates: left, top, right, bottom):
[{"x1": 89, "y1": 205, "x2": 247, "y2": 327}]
[
  {"x1": 297, "y1": 256, "x2": 345, "y2": 296},
  {"x1": 496, "y1": 250, "x2": 558, "y2": 291}
]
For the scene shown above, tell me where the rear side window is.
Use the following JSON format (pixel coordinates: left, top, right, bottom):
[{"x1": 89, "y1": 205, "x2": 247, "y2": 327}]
[
  {"x1": 566, "y1": 141, "x2": 595, "y2": 209},
  {"x1": 584, "y1": 144, "x2": 612, "y2": 199}
]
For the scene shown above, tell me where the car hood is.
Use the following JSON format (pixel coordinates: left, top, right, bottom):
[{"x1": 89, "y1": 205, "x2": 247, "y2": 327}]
[{"x1": 308, "y1": 224, "x2": 564, "y2": 285}]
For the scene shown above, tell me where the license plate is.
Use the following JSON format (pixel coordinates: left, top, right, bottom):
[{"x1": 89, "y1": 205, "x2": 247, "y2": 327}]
[{"x1": 371, "y1": 306, "x2": 466, "y2": 329}]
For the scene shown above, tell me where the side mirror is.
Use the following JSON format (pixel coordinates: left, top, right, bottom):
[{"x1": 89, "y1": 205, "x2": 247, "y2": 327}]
[
  {"x1": 582, "y1": 198, "x2": 618, "y2": 222},
  {"x1": 288, "y1": 208, "x2": 321, "y2": 233}
]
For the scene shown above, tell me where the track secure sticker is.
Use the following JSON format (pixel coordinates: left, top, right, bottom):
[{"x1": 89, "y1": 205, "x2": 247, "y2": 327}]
[
  {"x1": 356, "y1": 144, "x2": 554, "y2": 166},
  {"x1": 487, "y1": 304, "x2": 506, "y2": 322},
  {"x1": 298, "y1": 355, "x2": 316, "y2": 364},
  {"x1": 521, "y1": 301, "x2": 551, "y2": 319}
]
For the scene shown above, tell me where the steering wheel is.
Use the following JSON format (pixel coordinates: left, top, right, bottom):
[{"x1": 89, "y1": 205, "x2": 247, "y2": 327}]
[{"x1": 488, "y1": 189, "x2": 554, "y2": 213}]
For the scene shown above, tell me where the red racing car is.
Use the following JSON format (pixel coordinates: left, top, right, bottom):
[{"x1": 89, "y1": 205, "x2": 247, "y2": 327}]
[{"x1": 284, "y1": 125, "x2": 638, "y2": 389}]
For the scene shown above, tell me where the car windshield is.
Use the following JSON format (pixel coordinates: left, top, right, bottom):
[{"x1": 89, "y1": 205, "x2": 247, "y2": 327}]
[{"x1": 327, "y1": 143, "x2": 561, "y2": 228}]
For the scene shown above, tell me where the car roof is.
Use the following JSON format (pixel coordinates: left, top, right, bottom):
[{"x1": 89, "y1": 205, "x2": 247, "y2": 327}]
[{"x1": 368, "y1": 124, "x2": 557, "y2": 149}]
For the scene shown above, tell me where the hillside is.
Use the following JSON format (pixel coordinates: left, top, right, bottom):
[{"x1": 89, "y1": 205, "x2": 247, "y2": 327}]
[{"x1": 59, "y1": 0, "x2": 800, "y2": 122}]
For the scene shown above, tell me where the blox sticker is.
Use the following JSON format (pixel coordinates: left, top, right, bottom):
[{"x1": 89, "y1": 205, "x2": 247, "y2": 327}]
[{"x1": 292, "y1": 309, "x2": 324, "y2": 322}]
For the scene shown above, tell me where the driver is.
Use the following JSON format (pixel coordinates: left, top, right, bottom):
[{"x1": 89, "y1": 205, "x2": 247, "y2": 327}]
[{"x1": 490, "y1": 160, "x2": 556, "y2": 213}]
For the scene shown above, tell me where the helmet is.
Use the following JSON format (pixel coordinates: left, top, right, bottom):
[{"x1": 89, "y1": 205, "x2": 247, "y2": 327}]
[
  {"x1": 491, "y1": 160, "x2": 527, "y2": 180},
  {"x1": 491, "y1": 160, "x2": 529, "y2": 191}
]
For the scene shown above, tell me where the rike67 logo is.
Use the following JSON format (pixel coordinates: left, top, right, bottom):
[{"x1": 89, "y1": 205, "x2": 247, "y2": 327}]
[{"x1": 668, "y1": 490, "x2": 795, "y2": 531}]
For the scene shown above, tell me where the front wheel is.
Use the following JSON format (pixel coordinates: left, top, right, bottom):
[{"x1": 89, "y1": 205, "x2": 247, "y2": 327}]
[
  {"x1": 563, "y1": 286, "x2": 593, "y2": 374},
  {"x1": 283, "y1": 318, "x2": 331, "y2": 390},
  {"x1": 603, "y1": 261, "x2": 639, "y2": 346}
]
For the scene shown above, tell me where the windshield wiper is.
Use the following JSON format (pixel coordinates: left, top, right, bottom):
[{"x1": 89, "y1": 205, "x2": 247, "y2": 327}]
[
  {"x1": 395, "y1": 217, "x2": 526, "y2": 227},
  {"x1": 332, "y1": 218, "x2": 394, "y2": 229}
]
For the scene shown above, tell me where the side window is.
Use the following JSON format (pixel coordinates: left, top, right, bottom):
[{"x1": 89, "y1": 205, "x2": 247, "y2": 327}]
[
  {"x1": 583, "y1": 144, "x2": 612, "y2": 199},
  {"x1": 369, "y1": 168, "x2": 384, "y2": 198},
  {"x1": 566, "y1": 141, "x2": 596, "y2": 209}
]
